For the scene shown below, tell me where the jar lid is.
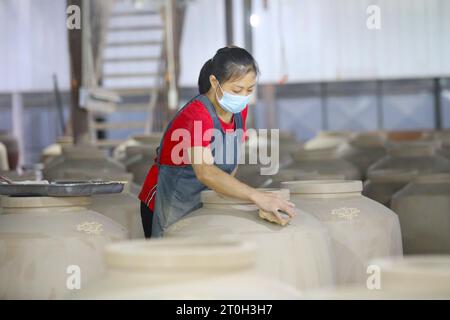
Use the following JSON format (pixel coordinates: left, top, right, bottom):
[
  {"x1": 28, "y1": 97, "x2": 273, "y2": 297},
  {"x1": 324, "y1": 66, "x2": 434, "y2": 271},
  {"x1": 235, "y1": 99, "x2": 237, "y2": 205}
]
[
  {"x1": 317, "y1": 130, "x2": 352, "y2": 138},
  {"x1": 413, "y1": 172, "x2": 450, "y2": 184},
  {"x1": 367, "y1": 170, "x2": 418, "y2": 182},
  {"x1": 132, "y1": 133, "x2": 163, "y2": 145},
  {"x1": 387, "y1": 141, "x2": 440, "y2": 157},
  {"x1": 201, "y1": 188, "x2": 289, "y2": 204},
  {"x1": 350, "y1": 132, "x2": 386, "y2": 148},
  {"x1": 106, "y1": 238, "x2": 256, "y2": 271},
  {"x1": 125, "y1": 145, "x2": 156, "y2": 157},
  {"x1": 281, "y1": 180, "x2": 362, "y2": 194},
  {"x1": 56, "y1": 136, "x2": 74, "y2": 145},
  {"x1": 292, "y1": 148, "x2": 337, "y2": 161},
  {"x1": 62, "y1": 145, "x2": 106, "y2": 159}
]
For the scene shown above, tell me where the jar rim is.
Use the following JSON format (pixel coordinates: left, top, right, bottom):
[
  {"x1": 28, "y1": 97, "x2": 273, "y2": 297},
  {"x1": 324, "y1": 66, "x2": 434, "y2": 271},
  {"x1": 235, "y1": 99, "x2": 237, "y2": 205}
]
[
  {"x1": 105, "y1": 238, "x2": 256, "y2": 271},
  {"x1": 281, "y1": 180, "x2": 362, "y2": 194}
]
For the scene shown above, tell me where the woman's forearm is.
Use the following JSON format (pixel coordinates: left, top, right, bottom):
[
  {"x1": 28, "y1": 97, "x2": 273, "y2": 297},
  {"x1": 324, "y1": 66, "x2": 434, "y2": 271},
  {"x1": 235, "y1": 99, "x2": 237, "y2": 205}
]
[{"x1": 194, "y1": 164, "x2": 259, "y2": 202}]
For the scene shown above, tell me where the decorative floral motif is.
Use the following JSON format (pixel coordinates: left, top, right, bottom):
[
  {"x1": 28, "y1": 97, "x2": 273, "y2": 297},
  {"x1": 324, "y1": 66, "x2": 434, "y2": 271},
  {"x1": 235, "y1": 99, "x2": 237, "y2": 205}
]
[
  {"x1": 76, "y1": 221, "x2": 104, "y2": 235},
  {"x1": 330, "y1": 207, "x2": 360, "y2": 220}
]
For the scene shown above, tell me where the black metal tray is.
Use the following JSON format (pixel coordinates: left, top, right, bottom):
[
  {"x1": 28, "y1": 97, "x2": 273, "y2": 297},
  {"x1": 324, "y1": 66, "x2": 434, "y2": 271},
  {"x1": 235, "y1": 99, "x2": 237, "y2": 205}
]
[{"x1": 0, "y1": 180, "x2": 125, "y2": 197}]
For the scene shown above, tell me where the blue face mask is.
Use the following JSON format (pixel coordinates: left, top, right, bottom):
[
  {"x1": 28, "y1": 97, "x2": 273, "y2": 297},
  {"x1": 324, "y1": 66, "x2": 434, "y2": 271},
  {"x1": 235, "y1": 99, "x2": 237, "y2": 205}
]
[{"x1": 216, "y1": 83, "x2": 251, "y2": 114}]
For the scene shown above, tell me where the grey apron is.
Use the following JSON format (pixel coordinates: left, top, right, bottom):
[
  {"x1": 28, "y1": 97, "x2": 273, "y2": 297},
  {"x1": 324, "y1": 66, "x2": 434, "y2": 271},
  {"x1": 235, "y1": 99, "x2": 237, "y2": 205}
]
[{"x1": 151, "y1": 94, "x2": 244, "y2": 237}]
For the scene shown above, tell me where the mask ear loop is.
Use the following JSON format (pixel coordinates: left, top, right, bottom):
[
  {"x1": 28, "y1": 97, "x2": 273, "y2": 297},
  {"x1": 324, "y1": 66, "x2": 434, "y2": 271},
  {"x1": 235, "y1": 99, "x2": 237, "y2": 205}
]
[{"x1": 215, "y1": 78, "x2": 224, "y2": 102}]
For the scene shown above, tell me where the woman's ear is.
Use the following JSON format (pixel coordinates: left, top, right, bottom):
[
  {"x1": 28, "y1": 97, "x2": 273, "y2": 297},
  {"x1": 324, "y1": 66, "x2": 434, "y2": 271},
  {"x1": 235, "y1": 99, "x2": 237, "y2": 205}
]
[{"x1": 209, "y1": 75, "x2": 218, "y2": 91}]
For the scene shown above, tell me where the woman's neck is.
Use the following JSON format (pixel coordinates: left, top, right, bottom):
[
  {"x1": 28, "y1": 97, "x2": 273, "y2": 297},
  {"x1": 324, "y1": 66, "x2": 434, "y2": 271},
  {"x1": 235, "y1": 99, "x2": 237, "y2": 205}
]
[{"x1": 205, "y1": 90, "x2": 233, "y2": 124}]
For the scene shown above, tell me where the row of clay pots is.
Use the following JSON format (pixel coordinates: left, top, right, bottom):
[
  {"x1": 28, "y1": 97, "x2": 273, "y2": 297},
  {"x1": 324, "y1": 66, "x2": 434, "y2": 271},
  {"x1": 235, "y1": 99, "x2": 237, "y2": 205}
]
[
  {"x1": 1, "y1": 184, "x2": 448, "y2": 299},
  {"x1": 301, "y1": 130, "x2": 450, "y2": 180},
  {"x1": 74, "y1": 239, "x2": 450, "y2": 299},
  {"x1": 88, "y1": 129, "x2": 450, "y2": 191},
  {"x1": 34, "y1": 129, "x2": 450, "y2": 192},
  {"x1": 2, "y1": 139, "x2": 143, "y2": 299},
  {"x1": 35, "y1": 129, "x2": 449, "y2": 298},
  {"x1": 40, "y1": 134, "x2": 162, "y2": 187},
  {"x1": 303, "y1": 135, "x2": 450, "y2": 256},
  {"x1": 361, "y1": 142, "x2": 450, "y2": 255},
  {"x1": 363, "y1": 141, "x2": 450, "y2": 206},
  {"x1": 0, "y1": 195, "x2": 129, "y2": 299},
  {"x1": 0, "y1": 189, "x2": 301, "y2": 299},
  {"x1": 241, "y1": 131, "x2": 385, "y2": 188},
  {"x1": 166, "y1": 181, "x2": 403, "y2": 289}
]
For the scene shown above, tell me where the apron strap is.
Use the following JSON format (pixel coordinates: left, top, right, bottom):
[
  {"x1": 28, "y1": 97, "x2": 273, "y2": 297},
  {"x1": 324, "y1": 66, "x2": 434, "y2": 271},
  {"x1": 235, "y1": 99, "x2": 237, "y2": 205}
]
[{"x1": 156, "y1": 94, "x2": 201, "y2": 165}]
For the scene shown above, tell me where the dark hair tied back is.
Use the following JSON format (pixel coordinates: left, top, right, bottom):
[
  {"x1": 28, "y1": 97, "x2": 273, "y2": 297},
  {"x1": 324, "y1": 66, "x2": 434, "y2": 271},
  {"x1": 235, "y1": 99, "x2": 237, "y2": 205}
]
[{"x1": 197, "y1": 46, "x2": 259, "y2": 94}]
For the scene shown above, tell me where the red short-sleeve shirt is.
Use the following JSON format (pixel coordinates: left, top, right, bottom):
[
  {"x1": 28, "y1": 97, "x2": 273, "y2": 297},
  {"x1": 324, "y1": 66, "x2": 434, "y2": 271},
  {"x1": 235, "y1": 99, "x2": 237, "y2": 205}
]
[{"x1": 138, "y1": 98, "x2": 248, "y2": 210}]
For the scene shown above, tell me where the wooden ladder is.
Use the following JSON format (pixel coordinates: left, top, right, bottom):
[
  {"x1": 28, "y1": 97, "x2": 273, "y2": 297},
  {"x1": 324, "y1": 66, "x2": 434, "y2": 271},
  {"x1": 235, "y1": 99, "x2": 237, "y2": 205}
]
[{"x1": 87, "y1": 0, "x2": 166, "y2": 149}]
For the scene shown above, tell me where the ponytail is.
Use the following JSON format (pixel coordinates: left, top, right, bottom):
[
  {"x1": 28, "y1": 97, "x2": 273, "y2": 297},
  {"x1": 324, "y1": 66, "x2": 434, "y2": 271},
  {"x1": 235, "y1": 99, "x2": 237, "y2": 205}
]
[{"x1": 198, "y1": 59, "x2": 213, "y2": 94}]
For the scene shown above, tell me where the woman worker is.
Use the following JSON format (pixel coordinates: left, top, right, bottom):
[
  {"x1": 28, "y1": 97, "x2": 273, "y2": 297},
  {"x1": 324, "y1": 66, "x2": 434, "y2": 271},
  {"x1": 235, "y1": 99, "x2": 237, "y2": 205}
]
[{"x1": 139, "y1": 46, "x2": 296, "y2": 238}]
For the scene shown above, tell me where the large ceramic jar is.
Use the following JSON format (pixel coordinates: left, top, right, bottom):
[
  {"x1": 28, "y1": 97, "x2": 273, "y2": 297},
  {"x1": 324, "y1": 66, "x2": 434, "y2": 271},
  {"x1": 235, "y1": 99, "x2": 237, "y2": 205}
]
[
  {"x1": 118, "y1": 134, "x2": 162, "y2": 185},
  {"x1": 370, "y1": 255, "x2": 450, "y2": 297},
  {"x1": 278, "y1": 132, "x2": 302, "y2": 165},
  {"x1": 0, "y1": 142, "x2": 8, "y2": 171},
  {"x1": 43, "y1": 145, "x2": 126, "y2": 181},
  {"x1": 391, "y1": 173, "x2": 450, "y2": 254},
  {"x1": 367, "y1": 142, "x2": 450, "y2": 176},
  {"x1": 245, "y1": 131, "x2": 300, "y2": 165},
  {"x1": 363, "y1": 170, "x2": 418, "y2": 207},
  {"x1": 235, "y1": 132, "x2": 300, "y2": 187},
  {"x1": 303, "y1": 131, "x2": 352, "y2": 151},
  {"x1": 113, "y1": 133, "x2": 162, "y2": 164},
  {"x1": 165, "y1": 189, "x2": 336, "y2": 291},
  {"x1": 89, "y1": 187, "x2": 144, "y2": 239},
  {"x1": 0, "y1": 131, "x2": 19, "y2": 170},
  {"x1": 336, "y1": 132, "x2": 387, "y2": 178},
  {"x1": 281, "y1": 180, "x2": 403, "y2": 286},
  {"x1": 0, "y1": 196, "x2": 128, "y2": 299},
  {"x1": 56, "y1": 171, "x2": 144, "y2": 239},
  {"x1": 41, "y1": 136, "x2": 74, "y2": 165},
  {"x1": 441, "y1": 142, "x2": 450, "y2": 159},
  {"x1": 433, "y1": 130, "x2": 450, "y2": 160},
  {"x1": 386, "y1": 130, "x2": 432, "y2": 142},
  {"x1": 307, "y1": 256, "x2": 450, "y2": 299},
  {"x1": 288, "y1": 148, "x2": 361, "y2": 180},
  {"x1": 71, "y1": 238, "x2": 303, "y2": 300},
  {"x1": 234, "y1": 163, "x2": 274, "y2": 188},
  {"x1": 125, "y1": 147, "x2": 154, "y2": 185}
]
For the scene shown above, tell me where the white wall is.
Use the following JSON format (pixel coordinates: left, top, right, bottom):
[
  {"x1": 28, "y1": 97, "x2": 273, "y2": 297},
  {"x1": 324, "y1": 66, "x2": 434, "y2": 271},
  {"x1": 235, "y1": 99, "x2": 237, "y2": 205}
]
[
  {"x1": 0, "y1": 0, "x2": 70, "y2": 93},
  {"x1": 178, "y1": 0, "x2": 227, "y2": 86},
  {"x1": 179, "y1": 0, "x2": 450, "y2": 86}
]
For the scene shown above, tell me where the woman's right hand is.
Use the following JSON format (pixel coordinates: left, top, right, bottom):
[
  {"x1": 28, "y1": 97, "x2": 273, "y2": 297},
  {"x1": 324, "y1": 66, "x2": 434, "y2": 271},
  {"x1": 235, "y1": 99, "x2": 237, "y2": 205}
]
[{"x1": 250, "y1": 191, "x2": 297, "y2": 226}]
